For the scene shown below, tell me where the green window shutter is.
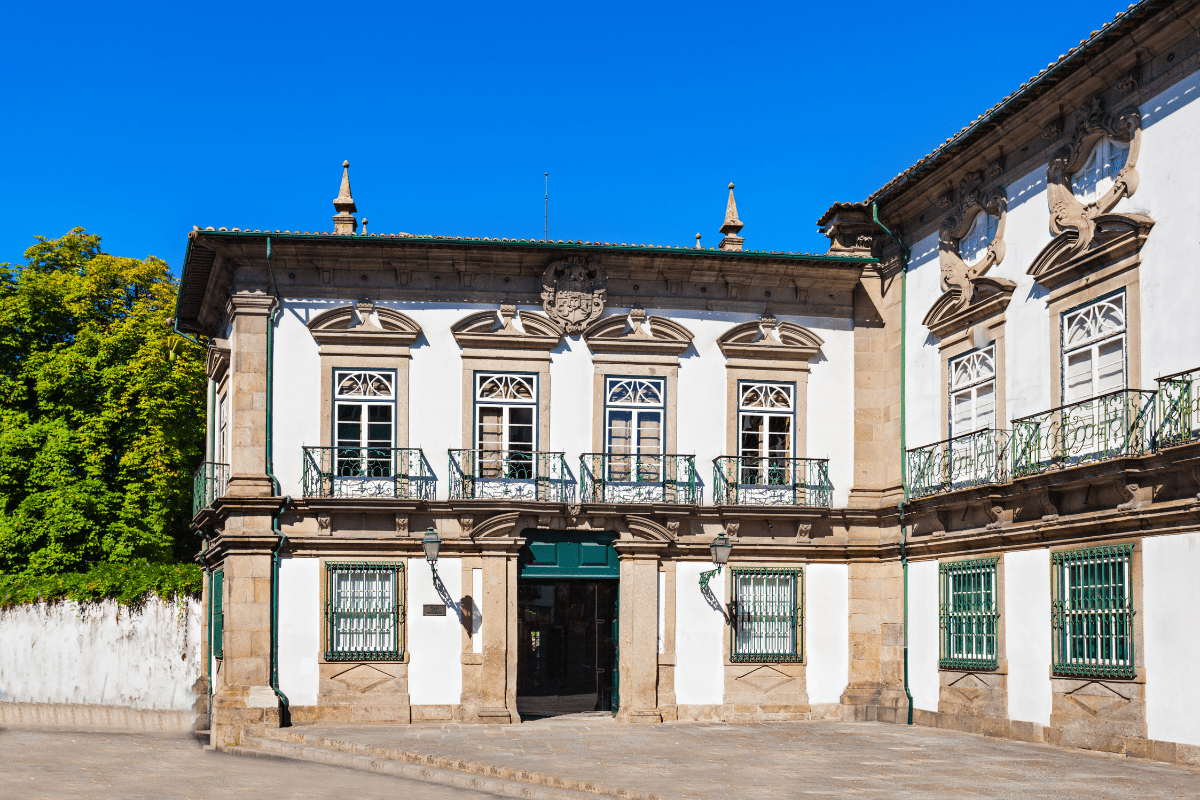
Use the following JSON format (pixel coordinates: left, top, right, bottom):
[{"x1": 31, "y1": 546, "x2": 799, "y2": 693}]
[
  {"x1": 211, "y1": 569, "x2": 224, "y2": 660},
  {"x1": 1052, "y1": 544, "x2": 1135, "y2": 679},
  {"x1": 325, "y1": 562, "x2": 404, "y2": 661},
  {"x1": 729, "y1": 567, "x2": 802, "y2": 663},
  {"x1": 938, "y1": 558, "x2": 998, "y2": 670}
]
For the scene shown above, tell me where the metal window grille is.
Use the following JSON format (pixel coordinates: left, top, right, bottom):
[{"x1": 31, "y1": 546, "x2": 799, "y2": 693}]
[
  {"x1": 325, "y1": 562, "x2": 404, "y2": 661},
  {"x1": 730, "y1": 568, "x2": 802, "y2": 663},
  {"x1": 938, "y1": 558, "x2": 998, "y2": 670},
  {"x1": 1052, "y1": 545, "x2": 1135, "y2": 679},
  {"x1": 211, "y1": 569, "x2": 224, "y2": 660}
]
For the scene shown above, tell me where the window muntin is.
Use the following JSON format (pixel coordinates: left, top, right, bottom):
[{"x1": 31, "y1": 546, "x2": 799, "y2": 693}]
[
  {"x1": 1051, "y1": 545, "x2": 1134, "y2": 678},
  {"x1": 949, "y1": 346, "x2": 996, "y2": 436},
  {"x1": 938, "y1": 559, "x2": 998, "y2": 670},
  {"x1": 475, "y1": 373, "x2": 537, "y2": 478},
  {"x1": 730, "y1": 567, "x2": 802, "y2": 663},
  {"x1": 334, "y1": 370, "x2": 396, "y2": 478},
  {"x1": 738, "y1": 382, "x2": 795, "y2": 486},
  {"x1": 958, "y1": 210, "x2": 999, "y2": 267},
  {"x1": 325, "y1": 562, "x2": 403, "y2": 660},
  {"x1": 1063, "y1": 294, "x2": 1126, "y2": 403},
  {"x1": 1071, "y1": 137, "x2": 1130, "y2": 204},
  {"x1": 605, "y1": 376, "x2": 664, "y2": 463}
]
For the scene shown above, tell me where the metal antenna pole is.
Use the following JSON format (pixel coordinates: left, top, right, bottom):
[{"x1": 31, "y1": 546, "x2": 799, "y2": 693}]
[{"x1": 544, "y1": 172, "x2": 549, "y2": 240}]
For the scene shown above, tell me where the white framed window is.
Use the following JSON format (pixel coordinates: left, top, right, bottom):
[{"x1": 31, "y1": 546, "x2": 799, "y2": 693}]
[
  {"x1": 334, "y1": 370, "x2": 396, "y2": 477},
  {"x1": 216, "y1": 394, "x2": 229, "y2": 463},
  {"x1": 958, "y1": 210, "x2": 999, "y2": 267},
  {"x1": 475, "y1": 373, "x2": 537, "y2": 477},
  {"x1": 1063, "y1": 294, "x2": 1126, "y2": 404},
  {"x1": 604, "y1": 377, "x2": 664, "y2": 457},
  {"x1": 1071, "y1": 138, "x2": 1130, "y2": 204},
  {"x1": 738, "y1": 382, "x2": 794, "y2": 486},
  {"x1": 949, "y1": 346, "x2": 996, "y2": 437}
]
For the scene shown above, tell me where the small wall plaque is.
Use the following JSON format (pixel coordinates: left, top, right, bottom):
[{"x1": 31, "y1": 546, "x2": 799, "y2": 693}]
[{"x1": 423, "y1": 604, "x2": 447, "y2": 616}]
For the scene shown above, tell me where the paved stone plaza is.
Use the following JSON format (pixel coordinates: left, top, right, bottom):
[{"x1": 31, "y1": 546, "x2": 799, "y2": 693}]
[{"x1": 5, "y1": 719, "x2": 1200, "y2": 799}]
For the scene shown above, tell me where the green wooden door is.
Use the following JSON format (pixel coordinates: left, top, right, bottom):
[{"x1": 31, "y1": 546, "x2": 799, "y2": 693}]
[{"x1": 518, "y1": 530, "x2": 618, "y2": 579}]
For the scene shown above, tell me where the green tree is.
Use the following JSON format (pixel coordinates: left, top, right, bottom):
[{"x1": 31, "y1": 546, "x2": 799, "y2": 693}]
[{"x1": 0, "y1": 228, "x2": 206, "y2": 576}]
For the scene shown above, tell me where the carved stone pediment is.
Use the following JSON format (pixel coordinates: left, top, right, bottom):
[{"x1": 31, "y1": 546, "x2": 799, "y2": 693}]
[
  {"x1": 1028, "y1": 213, "x2": 1154, "y2": 291},
  {"x1": 469, "y1": 512, "x2": 523, "y2": 540},
  {"x1": 621, "y1": 516, "x2": 676, "y2": 542},
  {"x1": 451, "y1": 305, "x2": 563, "y2": 351},
  {"x1": 307, "y1": 301, "x2": 421, "y2": 347},
  {"x1": 206, "y1": 338, "x2": 231, "y2": 381},
  {"x1": 540, "y1": 257, "x2": 607, "y2": 334},
  {"x1": 583, "y1": 309, "x2": 694, "y2": 356},
  {"x1": 717, "y1": 314, "x2": 824, "y2": 362},
  {"x1": 922, "y1": 277, "x2": 1016, "y2": 340}
]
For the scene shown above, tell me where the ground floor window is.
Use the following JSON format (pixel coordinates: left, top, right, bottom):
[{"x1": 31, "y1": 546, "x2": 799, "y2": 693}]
[
  {"x1": 939, "y1": 558, "x2": 998, "y2": 670},
  {"x1": 730, "y1": 567, "x2": 802, "y2": 663},
  {"x1": 325, "y1": 562, "x2": 404, "y2": 661},
  {"x1": 1052, "y1": 545, "x2": 1134, "y2": 679}
]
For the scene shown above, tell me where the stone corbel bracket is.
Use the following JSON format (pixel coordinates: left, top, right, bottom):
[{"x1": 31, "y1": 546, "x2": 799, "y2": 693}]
[{"x1": 1114, "y1": 479, "x2": 1153, "y2": 512}]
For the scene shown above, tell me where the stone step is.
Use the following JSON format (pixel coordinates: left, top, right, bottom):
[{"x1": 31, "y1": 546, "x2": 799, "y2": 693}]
[
  {"x1": 241, "y1": 729, "x2": 663, "y2": 800},
  {"x1": 234, "y1": 736, "x2": 611, "y2": 800}
]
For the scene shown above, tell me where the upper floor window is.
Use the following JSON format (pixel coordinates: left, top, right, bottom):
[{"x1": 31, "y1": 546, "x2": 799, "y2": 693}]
[
  {"x1": 334, "y1": 370, "x2": 395, "y2": 475},
  {"x1": 216, "y1": 394, "x2": 229, "y2": 463},
  {"x1": 738, "y1": 382, "x2": 794, "y2": 482},
  {"x1": 958, "y1": 210, "x2": 999, "y2": 266},
  {"x1": 605, "y1": 377, "x2": 664, "y2": 456},
  {"x1": 1071, "y1": 138, "x2": 1130, "y2": 204},
  {"x1": 949, "y1": 346, "x2": 995, "y2": 436},
  {"x1": 475, "y1": 373, "x2": 537, "y2": 474},
  {"x1": 1063, "y1": 294, "x2": 1125, "y2": 403}
]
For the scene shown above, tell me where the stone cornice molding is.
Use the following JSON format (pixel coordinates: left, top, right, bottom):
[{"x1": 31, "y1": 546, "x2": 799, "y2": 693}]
[
  {"x1": 451, "y1": 305, "x2": 563, "y2": 351},
  {"x1": 716, "y1": 314, "x2": 824, "y2": 362},
  {"x1": 226, "y1": 290, "x2": 275, "y2": 317},
  {"x1": 307, "y1": 300, "x2": 421, "y2": 349},
  {"x1": 206, "y1": 338, "x2": 231, "y2": 382},
  {"x1": 922, "y1": 277, "x2": 1016, "y2": 340},
  {"x1": 583, "y1": 309, "x2": 694, "y2": 356}
]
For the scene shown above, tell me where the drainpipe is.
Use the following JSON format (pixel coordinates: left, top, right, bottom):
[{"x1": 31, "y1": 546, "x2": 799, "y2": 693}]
[
  {"x1": 871, "y1": 203, "x2": 913, "y2": 725},
  {"x1": 264, "y1": 236, "x2": 291, "y2": 727}
]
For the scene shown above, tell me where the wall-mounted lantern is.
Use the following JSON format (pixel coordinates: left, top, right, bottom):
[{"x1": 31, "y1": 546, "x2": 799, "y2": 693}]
[
  {"x1": 699, "y1": 533, "x2": 733, "y2": 590},
  {"x1": 422, "y1": 527, "x2": 441, "y2": 574}
]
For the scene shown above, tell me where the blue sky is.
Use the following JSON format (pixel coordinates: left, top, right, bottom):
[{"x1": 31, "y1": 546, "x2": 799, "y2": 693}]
[{"x1": 1, "y1": 1, "x2": 1135, "y2": 270}]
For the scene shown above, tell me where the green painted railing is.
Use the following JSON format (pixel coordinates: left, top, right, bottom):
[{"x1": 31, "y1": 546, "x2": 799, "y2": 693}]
[
  {"x1": 939, "y1": 558, "x2": 998, "y2": 671},
  {"x1": 1155, "y1": 367, "x2": 1200, "y2": 448},
  {"x1": 302, "y1": 446, "x2": 434, "y2": 500},
  {"x1": 1052, "y1": 545, "x2": 1135, "y2": 679},
  {"x1": 580, "y1": 453, "x2": 699, "y2": 504},
  {"x1": 712, "y1": 456, "x2": 831, "y2": 506},
  {"x1": 448, "y1": 449, "x2": 575, "y2": 503},
  {"x1": 192, "y1": 461, "x2": 229, "y2": 517},
  {"x1": 1010, "y1": 389, "x2": 1156, "y2": 478},
  {"x1": 906, "y1": 428, "x2": 1008, "y2": 499}
]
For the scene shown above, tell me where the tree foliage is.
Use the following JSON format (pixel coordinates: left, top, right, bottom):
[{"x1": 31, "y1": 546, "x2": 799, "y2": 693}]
[{"x1": 0, "y1": 229, "x2": 206, "y2": 576}]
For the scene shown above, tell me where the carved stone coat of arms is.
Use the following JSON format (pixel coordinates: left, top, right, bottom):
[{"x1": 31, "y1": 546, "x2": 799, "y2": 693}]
[{"x1": 540, "y1": 257, "x2": 607, "y2": 334}]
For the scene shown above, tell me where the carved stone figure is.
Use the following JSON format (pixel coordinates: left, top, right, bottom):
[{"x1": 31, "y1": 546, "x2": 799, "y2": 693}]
[
  {"x1": 540, "y1": 257, "x2": 607, "y2": 334},
  {"x1": 937, "y1": 171, "x2": 1008, "y2": 311}
]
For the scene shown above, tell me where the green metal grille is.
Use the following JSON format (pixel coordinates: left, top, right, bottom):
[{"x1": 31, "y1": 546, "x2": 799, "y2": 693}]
[
  {"x1": 1051, "y1": 545, "x2": 1135, "y2": 679},
  {"x1": 712, "y1": 456, "x2": 831, "y2": 507},
  {"x1": 325, "y1": 562, "x2": 404, "y2": 661},
  {"x1": 729, "y1": 568, "x2": 802, "y2": 663},
  {"x1": 193, "y1": 462, "x2": 229, "y2": 517},
  {"x1": 449, "y1": 449, "x2": 575, "y2": 502},
  {"x1": 580, "y1": 453, "x2": 699, "y2": 504},
  {"x1": 938, "y1": 558, "x2": 998, "y2": 670},
  {"x1": 1155, "y1": 367, "x2": 1200, "y2": 448},
  {"x1": 211, "y1": 569, "x2": 224, "y2": 660}
]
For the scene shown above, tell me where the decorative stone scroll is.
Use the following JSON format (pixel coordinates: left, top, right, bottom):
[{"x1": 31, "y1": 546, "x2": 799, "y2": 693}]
[
  {"x1": 307, "y1": 300, "x2": 421, "y2": 348},
  {"x1": 451, "y1": 305, "x2": 563, "y2": 351},
  {"x1": 583, "y1": 309, "x2": 694, "y2": 356},
  {"x1": 1030, "y1": 96, "x2": 1152, "y2": 291},
  {"x1": 716, "y1": 314, "x2": 824, "y2": 362},
  {"x1": 540, "y1": 257, "x2": 607, "y2": 334}
]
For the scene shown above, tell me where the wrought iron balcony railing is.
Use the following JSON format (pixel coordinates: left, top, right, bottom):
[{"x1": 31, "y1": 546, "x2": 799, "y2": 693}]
[
  {"x1": 302, "y1": 446, "x2": 434, "y2": 500},
  {"x1": 580, "y1": 453, "x2": 699, "y2": 504},
  {"x1": 712, "y1": 456, "x2": 831, "y2": 506},
  {"x1": 192, "y1": 461, "x2": 229, "y2": 517},
  {"x1": 448, "y1": 449, "x2": 575, "y2": 503},
  {"x1": 1155, "y1": 367, "x2": 1200, "y2": 448},
  {"x1": 1011, "y1": 389, "x2": 1156, "y2": 479},
  {"x1": 906, "y1": 428, "x2": 1009, "y2": 500}
]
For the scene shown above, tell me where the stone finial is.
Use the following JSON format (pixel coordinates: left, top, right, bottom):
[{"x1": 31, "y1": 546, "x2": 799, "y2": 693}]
[
  {"x1": 333, "y1": 160, "x2": 358, "y2": 235},
  {"x1": 718, "y1": 182, "x2": 745, "y2": 251},
  {"x1": 695, "y1": 232, "x2": 702, "y2": 248}
]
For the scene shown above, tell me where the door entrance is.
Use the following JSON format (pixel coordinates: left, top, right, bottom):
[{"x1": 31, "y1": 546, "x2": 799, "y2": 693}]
[{"x1": 516, "y1": 579, "x2": 618, "y2": 718}]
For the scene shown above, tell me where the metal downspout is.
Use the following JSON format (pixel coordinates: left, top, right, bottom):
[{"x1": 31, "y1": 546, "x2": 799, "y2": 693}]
[
  {"x1": 872, "y1": 203, "x2": 913, "y2": 725},
  {"x1": 264, "y1": 236, "x2": 291, "y2": 726}
]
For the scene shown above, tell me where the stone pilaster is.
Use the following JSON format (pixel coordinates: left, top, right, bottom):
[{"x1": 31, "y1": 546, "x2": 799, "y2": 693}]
[
  {"x1": 617, "y1": 555, "x2": 663, "y2": 723},
  {"x1": 840, "y1": 560, "x2": 909, "y2": 723},
  {"x1": 477, "y1": 550, "x2": 517, "y2": 723},
  {"x1": 224, "y1": 292, "x2": 275, "y2": 497}
]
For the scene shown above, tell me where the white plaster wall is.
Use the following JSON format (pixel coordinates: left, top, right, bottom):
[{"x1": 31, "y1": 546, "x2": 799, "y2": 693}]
[
  {"x1": 274, "y1": 300, "x2": 331, "y2": 497},
  {"x1": 548, "y1": 332, "x2": 593, "y2": 467},
  {"x1": 278, "y1": 557, "x2": 320, "y2": 707},
  {"x1": 903, "y1": 232, "x2": 943, "y2": 448},
  {"x1": 804, "y1": 563, "x2": 849, "y2": 705},
  {"x1": 906, "y1": 559, "x2": 940, "y2": 712},
  {"x1": 674, "y1": 561, "x2": 725, "y2": 706},
  {"x1": 1004, "y1": 548, "x2": 1052, "y2": 726},
  {"x1": 407, "y1": 557, "x2": 463, "y2": 705},
  {"x1": 0, "y1": 598, "x2": 201, "y2": 711},
  {"x1": 1143, "y1": 533, "x2": 1200, "y2": 746}
]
